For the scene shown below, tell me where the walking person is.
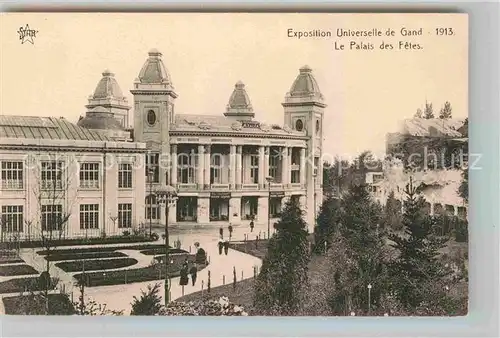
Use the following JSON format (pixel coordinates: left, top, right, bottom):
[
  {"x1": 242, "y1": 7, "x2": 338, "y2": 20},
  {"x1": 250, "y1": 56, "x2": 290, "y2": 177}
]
[
  {"x1": 190, "y1": 262, "x2": 198, "y2": 286},
  {"x1": 218, "y1": 235, "x2": 224, "y2": 255},
  {"x1": 219, "y1": 226, "x2": 223, "y2": 238},
  {"x1": 250, "y1": 220, "x2": 254, "y2": 233},
  {"x1": 223, "y1": 239, "x2": 229, "y2": 256},
  {"x1": 179, "y1": 261, "x2": 189, "y2": 286}
]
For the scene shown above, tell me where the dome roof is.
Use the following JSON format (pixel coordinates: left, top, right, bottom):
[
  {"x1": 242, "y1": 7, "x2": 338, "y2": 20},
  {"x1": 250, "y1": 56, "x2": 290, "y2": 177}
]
[
  {"x1": 77, "y1": 107, "x2": 125, "y2": 131},
  {"x1": 289, "y1": 65, "x2": 323, "y2": 99},
  {"x1": 224, "y1": 81, "x2": 254, "y2": 119},
  {"x1": 137, "y1": 49, "x2": 172, "y2": 84},
  {"x1": 92, "y1": 70, "x2": 125, "y2": 99}
]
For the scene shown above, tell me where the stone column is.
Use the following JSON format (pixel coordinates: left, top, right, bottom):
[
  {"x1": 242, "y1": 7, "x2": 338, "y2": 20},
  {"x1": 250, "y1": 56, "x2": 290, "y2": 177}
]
[
  {"x1": 264, "y1": 146, "x2": 270, "y2": 185},
  {"x1": 258, "y1": 146, "x2": 265, "y2": 188},
  {"x1": 171, "y1": 144, "x2": 178, "y2": 186},
  {"x1": 203, "y1": 145, "x2": 211, "y2": 190},
  {"x1": 230, "y1": 145, "x2": 236, "y2": 189},
  {"x1": 229, "y1": 197, "x2": 241, "y2": 225},
  {"x1": 235, "y1": 146, "x2": 242, "y2": 189},
  {"x1": 197, "y1": 197, "x2": 210, "y2": 223},
  {"x1": 281, "y1": 146, "x2": 288, "y2": 185},
  {"x1": 197, "y1": 145, "x2": 204, "y2": 190},
  {"x1": 299, "y1": 148, "x2": 306, "y2": 187}
]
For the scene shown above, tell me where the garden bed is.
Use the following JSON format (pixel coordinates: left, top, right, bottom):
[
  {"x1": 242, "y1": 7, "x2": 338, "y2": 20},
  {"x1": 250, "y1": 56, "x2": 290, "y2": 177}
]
[
  {"x1": 0, "y1": 264, "x2": 38, "y2": 276},
  {"x1": 38, "y1": 244, "x2": 187, "y2": 256},
  {"x1": 0, "y1": 277, "x2": 58, "y2": 294},
  {"x1": 0, "y1": 257, "x2": 24, "y2": 265},
  {"x1": 20, "y1": 235, "x2": 153, "y2": 249},
  {"x1": 140, "y1": 248, "x2": 189, "y2": 256},
  {"x1": 45, "y1": 251, "x2": 128, "y2": 262},
  {"x1": 73, "y1": 253, "x2": 206, "y2": 287},
  {"x1": 55, "y1": 258, "x2": 138, "y2": 273},
  {"x1": 2, "y1": 293, "x2": 75, "y2": 315}
]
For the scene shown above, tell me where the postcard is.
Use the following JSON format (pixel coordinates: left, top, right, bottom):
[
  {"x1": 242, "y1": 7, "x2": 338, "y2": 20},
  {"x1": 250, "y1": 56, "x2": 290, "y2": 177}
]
[{"x1": 0, "y1": 13, "x2": 468, "y2": 316}]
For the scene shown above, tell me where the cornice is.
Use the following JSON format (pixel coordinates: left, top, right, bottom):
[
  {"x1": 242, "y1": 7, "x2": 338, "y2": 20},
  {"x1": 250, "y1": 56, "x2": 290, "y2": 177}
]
[
  {"x1": 0, "y1": 144, "x2": 148, "y2": 154},
  {"x1": 169, "y1": 130, "x2": 309, "y2": 140}
]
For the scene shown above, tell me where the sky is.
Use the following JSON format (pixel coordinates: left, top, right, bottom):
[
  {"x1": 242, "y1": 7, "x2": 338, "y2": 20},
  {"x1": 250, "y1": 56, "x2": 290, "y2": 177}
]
[{"x1": 1, "y1": 13, "x2": 468, "y2": 158}]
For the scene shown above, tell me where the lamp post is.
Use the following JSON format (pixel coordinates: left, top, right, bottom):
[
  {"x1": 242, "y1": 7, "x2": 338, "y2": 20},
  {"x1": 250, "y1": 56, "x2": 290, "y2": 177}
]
[
  {"x1": 367, "y1": 283, "x2": 372, "y2": 315},
  {"x1": 155, "y1": 185, "x2": 178, "y2": 305},
  {"x1": 147, "y1": 166, "x2": 154, "y2": 238},
  {"x1": 265, "y1": 176, "x2": 273, "y2": 239}
]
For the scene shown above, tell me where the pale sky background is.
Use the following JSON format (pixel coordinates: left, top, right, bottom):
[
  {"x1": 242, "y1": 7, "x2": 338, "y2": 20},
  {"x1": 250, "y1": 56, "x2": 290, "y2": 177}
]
[{"x1": 1, "y1": 13, "x2": 468, "y2": 158}]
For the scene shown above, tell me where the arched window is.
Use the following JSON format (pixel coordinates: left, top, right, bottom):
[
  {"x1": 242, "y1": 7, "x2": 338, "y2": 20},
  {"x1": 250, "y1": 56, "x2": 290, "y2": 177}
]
[
  {"x1": 146, "y1": 110, "x2": 157, "y2": 126},
  {"x1": 295, "y1": 119, "x2": 304, "y2": 131},
  {"x1": 145, "y1": 194, "x2": 160, "y2": 220}
]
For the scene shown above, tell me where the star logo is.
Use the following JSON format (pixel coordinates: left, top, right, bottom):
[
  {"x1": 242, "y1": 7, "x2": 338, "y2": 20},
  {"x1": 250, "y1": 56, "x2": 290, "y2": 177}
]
[{"x1": 17, "y1": 24, "x2": 38, "y2": 44}]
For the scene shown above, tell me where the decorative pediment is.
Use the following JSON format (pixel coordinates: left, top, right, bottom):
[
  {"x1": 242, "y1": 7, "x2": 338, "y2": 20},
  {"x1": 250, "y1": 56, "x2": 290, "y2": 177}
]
[{"x1": 231, "y1": 121, "x2": 242, "y2": 131}]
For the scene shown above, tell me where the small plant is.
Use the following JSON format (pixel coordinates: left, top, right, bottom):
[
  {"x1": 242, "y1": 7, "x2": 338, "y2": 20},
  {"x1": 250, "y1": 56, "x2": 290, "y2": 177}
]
[
  {"x1": 130, "y1": 283, "x2": 163, "y2": 316},
  {"x1": 150, "y1": 233, "x2": 159, "y2": 241},
  {"x1": 122, "y1": 231, "x2": 130, "y2": 237}
]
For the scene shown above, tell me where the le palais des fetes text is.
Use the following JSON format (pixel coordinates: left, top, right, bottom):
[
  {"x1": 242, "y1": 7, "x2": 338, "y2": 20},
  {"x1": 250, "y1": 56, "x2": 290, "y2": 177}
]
[{"x1": 287, "y1": 27, "x2": 455, "y2": 51}]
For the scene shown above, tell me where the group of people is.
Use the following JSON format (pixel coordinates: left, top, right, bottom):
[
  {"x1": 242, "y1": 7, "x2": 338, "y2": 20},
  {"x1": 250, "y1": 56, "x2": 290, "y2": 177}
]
[
  {"x1": 218, "y1": 226, "x2": 230, "y2": 255},
  {"x1": 179, "y1": 259, "x2": 198, "y2": 286}
]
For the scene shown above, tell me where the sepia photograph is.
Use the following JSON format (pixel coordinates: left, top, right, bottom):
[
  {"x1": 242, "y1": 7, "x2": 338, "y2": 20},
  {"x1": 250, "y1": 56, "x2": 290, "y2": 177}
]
[{"x1": 0, "y1": 13, "x2": 468, "y2": 317}]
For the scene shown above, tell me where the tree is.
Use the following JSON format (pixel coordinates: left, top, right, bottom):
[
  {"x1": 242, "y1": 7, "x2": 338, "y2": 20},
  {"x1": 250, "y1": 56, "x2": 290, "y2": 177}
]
[
  {"x1": 414, "y1": 108, "x2": 423, "y2": 118},
  {"x1": 30, "y1": 156, "x2": 75, "y2": 314},
  {"x1": 313, "y1": 194, "x2": 340, "y2": 254},
  {"x1": 458, "y1": 168, "x2": 468, "y2": 202},
  {"x1": 322, "y1": 158, "x2": 350, "y2": 197},
  {"x1": 253, "y1": 198, "x2": 310, "y2": 315},
  {"x1": 388, "y1": 177, "x2": 451, "y2": 309},
  {"x1": 438, "y1": 101, "x2": 453, "y2": 119},
  {"x1": 329, "y1": 184, "x2": 387, "y2": 313},
  {"x1": 383, "y1": 191, "x2": 403, "y2": 231},
  {"x1": 423, "y1": 102, "x2": 434, "y2": 119},
  {"x1": 130, "y1": 283, "x2": 164, "y2": 316}
]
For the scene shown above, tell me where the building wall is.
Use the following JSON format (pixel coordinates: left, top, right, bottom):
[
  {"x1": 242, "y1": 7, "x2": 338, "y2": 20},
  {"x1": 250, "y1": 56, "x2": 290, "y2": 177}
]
[{"x1": 0, "y1": 147, "x2": 146, "y2": 241}]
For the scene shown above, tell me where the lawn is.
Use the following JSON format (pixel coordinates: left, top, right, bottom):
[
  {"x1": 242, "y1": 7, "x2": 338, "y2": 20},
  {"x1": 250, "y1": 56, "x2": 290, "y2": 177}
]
[
  {"x1": 2, "y1": 293, "x2": 75, "y2": 315},
  {"x1": 0, "y1": 264, "x2": 38, "y2": 276},
  {"x1": 73, "y1": 253, "x2": 206, "y2": 287},
  {"x1": 55, "y1": 258, "x2": 139, "y2": 273},
  {"x1": 0, "y1": 277, "x2": 58, "y2": 294},
  {"x1": 45, "y1": 251, "x2": 128, "y2": 262}
]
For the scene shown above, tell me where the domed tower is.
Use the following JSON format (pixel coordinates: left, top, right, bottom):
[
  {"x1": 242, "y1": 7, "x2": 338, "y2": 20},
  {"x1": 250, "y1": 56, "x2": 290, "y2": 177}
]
[
  {"x1": 282, "y1": 65, "x2": 326, "y2": 230},
  {"x1": 224, "y1": 81, "x2": 255, "y2": 121},
  {"x1": 77, "y1": 106, "x2": 131, "y2": 141},
  {"x1": 85, "y1": 69, "x2": 131, "y2": 128}
]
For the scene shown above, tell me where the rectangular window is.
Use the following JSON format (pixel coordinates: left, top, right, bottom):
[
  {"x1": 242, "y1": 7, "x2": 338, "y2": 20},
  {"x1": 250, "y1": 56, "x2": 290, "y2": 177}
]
[
  {"x1": 80, "y1": 163, "x2": 100, "y2": 189},
  {"x1": 1, "y1": 205, "x2": 24, "y2": 232},
  {"x1": 145, "y1": 153, "x2": 160, "y2": 183},
  {"x1": 41, "y1": 161, "x2": 63, "y2": 190},
  {"x1": 118, "y1": 203, "x2": 132, "y2": 228},
  {"x1": 79, "y1": 204, "x2": 99, "y2": 229},
  {"x1": 250, "y1": 155, "x2": 259, "y2": 184},
  {"x1": 210, "y1": 155, "x2": 222, "y2": 184},
  {"x1": 145, "y1": 195, "x2": 160, "y2": 220},
  {"x1": 269, "y1": 155, "x2": 278, "y2": 179},
  {"x1": 41, "y1": 204, "x2": 63, "y2": 231},
  {"x1": 269, "y1": 198, "x2": 281, "y2": 218},
  {"x1": 177, "y1": 153, "x2": 195, "y2": 184},
  {"x1": 118, "y1": 163, "x2": 133, "y2": 188},
  {"x1": 291, "y1": 170, "x2": 300, "y2": 183},
  {"x1": 1, "y1": 161, "x2": 24, "y2": 189}
]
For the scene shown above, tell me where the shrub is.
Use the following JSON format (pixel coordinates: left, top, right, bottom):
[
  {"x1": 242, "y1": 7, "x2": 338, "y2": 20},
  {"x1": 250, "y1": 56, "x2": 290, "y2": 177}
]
[
  {"x1": 0, "y1": 264, "x2": 38, "y2": 276},
  {"x1": 131, "y1": 283, "x2": 163, "y2": 315},
  {"x1": 150, "y1": 233, "x2": 159, "y2": 241},
  {"x1": 162, "y1": 297, "x2": 248, "y2": 316},
  {"x1": 2, "y1": 293, "x2": 75, "y2": 315},
  {"x1": 55, "y1": 258, "x2": 138, "y2": 273},
  {"x1": 21, "y1": 235, "x2": 152, "y2": 249}
]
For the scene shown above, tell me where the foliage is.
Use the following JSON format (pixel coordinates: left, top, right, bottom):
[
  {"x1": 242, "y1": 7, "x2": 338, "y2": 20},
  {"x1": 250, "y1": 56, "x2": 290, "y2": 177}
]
[
  {"x1": 253, "y1": 198, "x2": 310, "y2": 315},
  {"x1": 163, "y1": 297, "x2": 248, "y2": 316},
  {"x1": 130, "y1": 283, "x2": 164, "y2": 316},
  {"x1": 313, "y1": 194, "x2": 340, "y2": 254},
  {"x1": 414, "y1": 108, "x2": 423, "y2": 118},
  {"x1": 383, "y1": 191, "x2": 403, "y2": 231},
  {"x1": 423, "y1": 102, "x2": 434, "y2": 119},
  {"x1": 458, "y1": 168, "x2": 468, "y2": 202},
  {"x1": 44, "y1": 251, "x2": 127, "y2": 262},
  {"x1": 388, "y1": 178, "x2": 452, "y2": 309},
  {"x1": 3, "y1": 293, "x2": 75, "y2": 315},
  {"x1": 438, "y1": 101, "x2": 453, "y2": 119}
]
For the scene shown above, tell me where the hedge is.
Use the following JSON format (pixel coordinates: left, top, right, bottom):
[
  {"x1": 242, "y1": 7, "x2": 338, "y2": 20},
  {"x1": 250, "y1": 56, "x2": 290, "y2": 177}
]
[
  {"x1": 2, "y1": 293, "x2": 75, "y2": 315},
  {"x1": 0, "y1": 277, "x2": 58, "y2": 294},
  {"x1": 45, "y1": 251, "x2": 128, "y2": 262},
  {"x1": 21, "y1": 235, "x2": 153, "y2": 249},
  {"x1": 0, "y1": 264, "x2": 38, "y2": 276},
  {"x1": 38, "y1": 244, "x2": 187, "y2": 256},
  {"x1": 140, "y1": 248, "x2": 189, "y2": 256},
  {"x1": 73, "y1": 254, "x2": 206, "y2": 287},
  {"x1": 55, "y1": 258, "x2": 138, "y2": 273},
  {"x1": 0, "y1": 257, "x2": 24, "y2": 265}
]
